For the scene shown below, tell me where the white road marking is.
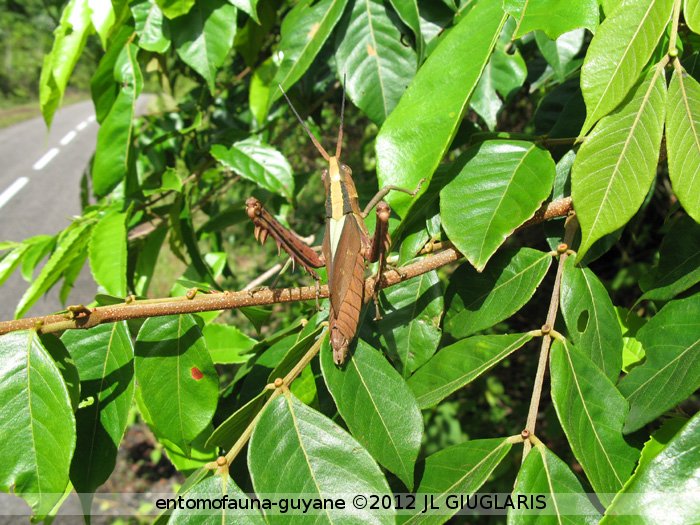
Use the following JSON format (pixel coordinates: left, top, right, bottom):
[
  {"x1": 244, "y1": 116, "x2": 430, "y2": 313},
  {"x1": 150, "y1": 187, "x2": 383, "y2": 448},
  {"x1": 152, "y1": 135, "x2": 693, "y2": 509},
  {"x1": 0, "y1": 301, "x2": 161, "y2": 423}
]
[
  {"x1": 87, "y1": 115, "x2": 96, "y2": 122},
  {"x1": 32, "y1": 147, "x2": 60, "y2": 170},
  {"x1": 60, "y1": 130, "x2": 77, "y2": 145},
  {"x1": 0, "y1": 177, "x2": 29, "y2": 210},
  {"x1": 76, "y1": 121, "x2": 88, "y2": 131}
]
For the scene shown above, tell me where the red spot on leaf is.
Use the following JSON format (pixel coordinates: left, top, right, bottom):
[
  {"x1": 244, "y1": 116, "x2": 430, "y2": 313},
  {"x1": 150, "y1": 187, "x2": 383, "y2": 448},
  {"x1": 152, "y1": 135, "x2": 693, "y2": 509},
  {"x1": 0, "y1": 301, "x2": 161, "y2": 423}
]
[{"x1": 190, "y1": 367, "x2": 204, "y2": 380}]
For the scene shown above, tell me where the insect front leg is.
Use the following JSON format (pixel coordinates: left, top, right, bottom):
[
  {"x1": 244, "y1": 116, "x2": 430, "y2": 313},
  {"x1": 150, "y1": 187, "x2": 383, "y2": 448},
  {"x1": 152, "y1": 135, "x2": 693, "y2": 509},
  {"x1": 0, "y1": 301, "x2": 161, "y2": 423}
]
[
  {"x1": 362, "y1": 178, "x2": 426, "y2": 218},
  {"x1": 366, "y1": 201, "x2": 391, "y2": 320},
  {"x1": 246, "y1": 197, "x2": 324, "y2": 278}
]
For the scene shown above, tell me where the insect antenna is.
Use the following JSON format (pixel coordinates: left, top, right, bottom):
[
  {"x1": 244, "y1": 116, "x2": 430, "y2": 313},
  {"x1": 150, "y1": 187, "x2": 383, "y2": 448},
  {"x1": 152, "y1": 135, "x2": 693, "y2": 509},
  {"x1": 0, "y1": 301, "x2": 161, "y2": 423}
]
[
  {"x1": 336, "y1": 74, "x2": 346, "y2": 159},
  {"x1": 278, "y1": 84, "x2": 330, "y2": 161}
]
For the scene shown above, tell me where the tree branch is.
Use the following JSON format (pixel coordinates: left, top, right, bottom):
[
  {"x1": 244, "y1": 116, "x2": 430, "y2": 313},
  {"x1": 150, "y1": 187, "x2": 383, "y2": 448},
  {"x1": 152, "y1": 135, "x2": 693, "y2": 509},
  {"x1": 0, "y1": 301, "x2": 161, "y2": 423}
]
[
  {"x1": 522, "y1": 213, "x2": 578, "y2": 458},
  {"x1": 0, "y1": 198, "x2": 573, "y2": 337}
]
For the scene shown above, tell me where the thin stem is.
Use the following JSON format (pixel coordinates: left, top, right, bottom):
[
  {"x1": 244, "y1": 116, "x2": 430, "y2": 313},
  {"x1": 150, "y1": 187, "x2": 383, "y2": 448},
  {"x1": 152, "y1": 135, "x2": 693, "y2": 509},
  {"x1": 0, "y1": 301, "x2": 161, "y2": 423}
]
[{"x1": 522, "y1": 214, "x2": 578, "y2": 459}]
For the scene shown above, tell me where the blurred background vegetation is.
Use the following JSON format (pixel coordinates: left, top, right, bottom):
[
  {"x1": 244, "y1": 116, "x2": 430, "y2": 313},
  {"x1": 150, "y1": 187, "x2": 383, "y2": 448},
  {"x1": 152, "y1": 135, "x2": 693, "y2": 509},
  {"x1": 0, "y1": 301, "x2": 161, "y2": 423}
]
[{"x1": 0, "y1": 0, "x2": 98, "y2": 124}]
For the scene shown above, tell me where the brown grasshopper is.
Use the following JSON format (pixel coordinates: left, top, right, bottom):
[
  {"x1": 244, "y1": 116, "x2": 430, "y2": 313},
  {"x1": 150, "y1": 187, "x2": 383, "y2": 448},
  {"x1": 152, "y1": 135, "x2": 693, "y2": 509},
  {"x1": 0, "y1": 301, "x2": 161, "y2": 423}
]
[{"x1": 246, "y1": 88, "x2": 421, "y2": 365}]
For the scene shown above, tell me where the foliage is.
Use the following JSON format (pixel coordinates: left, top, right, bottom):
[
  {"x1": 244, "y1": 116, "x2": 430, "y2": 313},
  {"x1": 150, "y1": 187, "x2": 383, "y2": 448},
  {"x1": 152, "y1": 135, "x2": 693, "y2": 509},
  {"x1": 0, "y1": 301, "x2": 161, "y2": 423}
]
[{"x1": 0, "y1": 0, "x2": 699, "y2": 522}]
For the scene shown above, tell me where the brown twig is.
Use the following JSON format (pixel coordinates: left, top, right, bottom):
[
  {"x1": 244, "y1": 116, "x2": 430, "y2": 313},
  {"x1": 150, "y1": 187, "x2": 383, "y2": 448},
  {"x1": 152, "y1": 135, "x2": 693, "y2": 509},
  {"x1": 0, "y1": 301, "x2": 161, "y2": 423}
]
[
  {"x1": 522, "y1": 213, "x2": 578, "y2": 458},
  {"x1": 0, "y1": 197, "x2": 573, "y2": 337}
]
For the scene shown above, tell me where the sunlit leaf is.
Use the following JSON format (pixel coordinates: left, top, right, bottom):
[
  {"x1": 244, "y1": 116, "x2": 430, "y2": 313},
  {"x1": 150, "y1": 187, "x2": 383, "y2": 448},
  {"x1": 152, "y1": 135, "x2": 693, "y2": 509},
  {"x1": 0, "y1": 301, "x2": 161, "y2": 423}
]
[
  {"x1": 560, "y1": 254, "x2": 622, "y2": 381},
  {"x1": 132, "y1": 0, "x2": 171, "y2": 53},
  {"x1": 405, "y1": 438, "x2": 512, "y2": 525},
  {"x1": 441, "y1": 141, "x2": 555, "y2": 270},
  {"x1": 376, "y1": 0, "x2": 506, "y2": 219},
  {"x1": 89, "y1": 210, "x2": 127, "y2": 297},
  {"x1": 600, "y1": 413, "x2": 700, "y2": 524},
  {"x1": 211, "y1": 140, "x2": 294, "y2": 200},
  {"x1": 572, "y1": 67, "x2": 666, "y2": 258},
  {"x1": 0, "y1": 331, "x2": 76, "y2": 517},
  {"x1": 510, "y1": 443, "x2": 601, "y2": 524},
  {"x1": 334, "y1": 0, "x2": 417, "y2": 124},
  {"x1": 408, "y1": 333, "x2": 533, "y2": 409},
  {"x1": 445, "y1": 248, "x2": 551, "y2": 338},
  {"x1": 618, "y1": 293, "x2": 700, "y2": 433},
  {"x1": 62, "y1": 322, "x2": 134, "y2": 493},
  {"x1": 171, "y1": 0, "x2": 237, "y2": 92},
  {"x1": 249, "y1": 393, "x2": 393, "y2": 524},
  {"x1": 272, "y1": 0, "x2": 349, "y2": 99},
  {"x1": 15, "y1": 220, "x2": 93, "y2": 318},
  {"x1": 503, "y1": 0, "x2": 598, "y2": 40},
  {"x1": 550, "y1": 340, "x2": 639, "y2": 505},
  {"x1": 666, "y1": 67, "x2": 700, "y2": 222},
  {"x1": 92, "y1": 41, "x2": 143, "y2": 196},
  {"x1": 579, "y1": 0, "x2": 673, "y2": 134},
  {"x1": 135, "y1": 315, "x2": 219, "y2": 452},
  {"x1": 321, "y1": 340, "x2": 423, "y2": 489},
  {"x1": 39, "y1": 0, "x2": 92, "y2": 126}
]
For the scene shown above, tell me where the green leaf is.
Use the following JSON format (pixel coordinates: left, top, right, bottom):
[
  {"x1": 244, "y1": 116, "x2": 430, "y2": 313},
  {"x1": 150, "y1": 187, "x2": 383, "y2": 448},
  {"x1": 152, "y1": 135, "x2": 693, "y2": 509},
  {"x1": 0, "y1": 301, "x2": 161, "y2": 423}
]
[
  {"x1": 579, "y1": 0, "x2": 673, "y2": 135},
  {"x1": 618, "y1": 293, "x2": 700, "y2": 433},
  {"x1": 135, "y1": 315, "x2": 219, "y2": 451},
  {"x1": 171, "y1": 0, "x2": 237, "y2": 93},
  {"x1": 504, "y1": 0, "x2": 598, "y2": 39},
  {"x1": 0, "y1": 331, "x2": 76, "y2": 517},
  {"x1": 406, "y1": 438, "x2": 512, "y2": 525},
  {"x1": 440, "y1": 141, "x2": 556, "y2": 270},
  {"x1": 560, "y1": 255, "x2": 622, "y2": 381},
  {"x1": 15, "y1": 220, "x2": 93, "y2": 319},
  {"x1": 334, "y1": 0, "x2": 417, "y2": 124},
  {"x1": 249, "y1": 58, "x2": 277, "y2": 126},
  {"x1": 61, "y1": 322, "x2": 134, "y2": 493},
  {"x1": 267, "y1": 324, "x2": 324, "y2": 382},
  {"x1": 161, "y1": 428, "x2": 217, "y2": 475},
  {"x1": 572, "y1": 67, "x2": 667, "y2": 258},
  {"x1": 205, "y1": 391, "x2": 268, "y2": 450},
  {"x1": 375, "y1": 269, "x2": 443, "y2": 376},
  {"x1": 408, "y1": 333, "x2": 533, "y2": 409},
  {"x1": 91, "y1": 23, "x2": 133, "y2": 123},
  {"x1": 87, "y1": 0, "x2": 116, "y2": 48},
  {"x1": 321, "y1": 340, "x2": 423, "y2": 489},
  {"x1": 666, "y1": 67, "x2": 700, "y2": 222},
  {"x1": 202, "y1": 323, "x2": 257, "y2": 364},
  {"x1": 89, "y1": 210, "x2": 128, "y2": 297},
  {"x1": 92, "y1": 41, "x2": 143, "y2": 196},
  {"x1": 445, "y1": 248, "x2": 552, "y2": 339},
  {"x1": 376, "y1": 0, "x2": 506, "y2": 218},
  {"x1": 387, "y1": 0, "x2": 424, "y2": 62},
  {"x1": 272, "y1": 0, "x2": 349, "y2": 98},
  {"x1": 211, "y1": 140, "x2": 294, "y2": 199},
  {"x1": 228, "y1": 0, "x2": 259, "y2": 23},
  {"x1": 639, "y1": 216, "x2": 700, "y2": 301},
  {"x1": 132, "y1": 0, "x2": 171, "y2": 53},
  {"x1": 471, "y1": 48, "x2": 527, "y2": 130},
  {"x1": 550, "y1": 340, "x2": 639, "y2": 505},
  {"x1": 157, "y1": 0, "x2": 195, "y2": 18},
  {"x1": 510, "y1": 443, "x2": 601, "y2": 525},
  {"x1": 600, "y1": 412, "x2": 700, "y2": 524},
  {"x1": 39, "y1": 0, "x2": 92, "y2": 126},
  {"x1": 0, "y1": 244, "x2": 28, "y2": 287},
  {"x1": 169, "y1": 474, "x2": 266, "y2": 524},
  {"x1": 40, "y1": 334, "x2": 81, "y2": 412},
  {"x1": 248, "y1": 393, "x2": 394, "y2": 523},
  {"x1": 21, "y1": 235, "x2": 56, "y2": 282},
  {"x1": 535, "y1": 29, "x2": 586, "y2": 82},
  {"x1": 685, "y1": 0, "x2": 700, "y2": 34}
]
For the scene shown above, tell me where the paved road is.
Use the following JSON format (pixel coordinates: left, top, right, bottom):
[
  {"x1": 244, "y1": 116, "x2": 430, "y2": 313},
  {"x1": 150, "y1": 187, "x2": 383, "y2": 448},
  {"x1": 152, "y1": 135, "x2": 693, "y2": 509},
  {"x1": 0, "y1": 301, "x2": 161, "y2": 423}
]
[{"x1": 0, "y1": 100, "x2": 99, "y2": 321}]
